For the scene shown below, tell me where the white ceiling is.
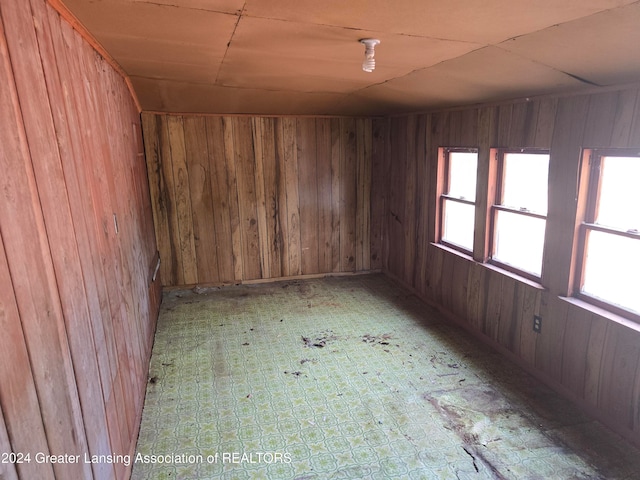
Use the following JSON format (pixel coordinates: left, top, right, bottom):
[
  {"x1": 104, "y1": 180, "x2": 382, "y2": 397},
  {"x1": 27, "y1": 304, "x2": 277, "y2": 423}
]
[{"x1": 61, "y1": 0, "x2": 640, "y2": 115}]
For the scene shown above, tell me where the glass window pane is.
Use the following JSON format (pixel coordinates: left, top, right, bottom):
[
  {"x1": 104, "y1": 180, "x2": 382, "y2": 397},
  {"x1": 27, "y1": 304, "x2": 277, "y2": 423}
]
[
  {"x1": 502, "y1": 153, "x2": 549, "y2": 214},
  {"x1": 596, "y1": 156, "x2": 640, "y2": 231},
  {"x1": 448, "y1": 152, "x2": 477, "y2": 200},
  {"x1": 582, "y1": 230, "x2": 640, "y2": 314},
  {"x1": 493, "y1": 210, "x2": 546, "y2": 276},
  {"x1": 442, "y1": 200, "x2": 475, "y2": 251}
]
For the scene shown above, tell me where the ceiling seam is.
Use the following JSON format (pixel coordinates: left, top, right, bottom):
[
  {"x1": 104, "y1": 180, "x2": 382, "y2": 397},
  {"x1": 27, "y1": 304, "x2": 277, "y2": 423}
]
[
  {"x1": 238, "y1": 13, "x2": 479, "y2": 44},
  {"x1": 130, "y1": 75, "x2": 355, "y2": 96},
  {"x1": 214, "y1": 1, "x2": 246, "y2": 85},
  {"x1": 127, "y1": 1, "x2": 241, "y2": 16},
  {"x1": 491, "y1": 44, "x2": 602, "y2": 87},
  {"x1": 495, "y1": 0, "x2": 640, "y2": 44}
]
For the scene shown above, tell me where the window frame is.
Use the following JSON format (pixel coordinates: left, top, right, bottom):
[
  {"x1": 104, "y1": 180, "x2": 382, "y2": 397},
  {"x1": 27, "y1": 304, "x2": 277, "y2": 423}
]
[
  {"x1": 573, "y1": 148, "x2": 640, "y2": 322},
  {"x1": 437, "y1": 147, "x2": 478, "y2": 255},
  {"x1": 488, "y1": 148, "x2": 550, "y2": 282}
]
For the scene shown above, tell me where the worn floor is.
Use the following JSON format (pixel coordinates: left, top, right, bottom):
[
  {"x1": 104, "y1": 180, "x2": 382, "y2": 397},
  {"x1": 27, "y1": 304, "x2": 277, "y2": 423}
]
[{"x1": 132, "y1": 274, "x2": 640, "y2": 479}]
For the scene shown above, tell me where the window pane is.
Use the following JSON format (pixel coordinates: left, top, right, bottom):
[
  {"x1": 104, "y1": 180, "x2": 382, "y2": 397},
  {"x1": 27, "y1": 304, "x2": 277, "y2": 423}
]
[
  {"x1": 502, "y1": 153, "x2": 549, "y2": 214},
  {"x1": 596, "y1": 156, "x2": 640, "y2": 231},
  {"x1": 582, "y1": 230, "x2": 640, "y2": 314},
  {"x1": 493, "y1": 210, "x2": 546, "y2": 276},
  {"x1": 442, "y1": 200, "x2": 474, "y2": 251},
  {"x1": 448, "y1": 152, "x2": 477, "y2": 200}
]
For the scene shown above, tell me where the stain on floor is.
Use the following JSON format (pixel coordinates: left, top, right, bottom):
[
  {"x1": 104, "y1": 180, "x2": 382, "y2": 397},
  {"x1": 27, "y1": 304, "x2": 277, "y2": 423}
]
[{"x1": 132, "y1": 274, "x2": 640, "y2": 479}]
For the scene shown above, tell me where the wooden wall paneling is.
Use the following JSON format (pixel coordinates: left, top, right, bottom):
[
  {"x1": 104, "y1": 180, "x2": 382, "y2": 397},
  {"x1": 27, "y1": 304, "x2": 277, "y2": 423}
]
[
  {"x1": 273, "y1": 118, "x2": 291, "y2": 276},
  {"x1": 222, "y1": 117, "x2": 244, "y2": 281},
  {"x1": 533, "y1": 98, "x2": 558, "y2": 148},
  {"x1": 496, "y1": 276, "x2": 519, "y2": 354},
  {"x1": 340, "y1": 118, "x2": 358, "y2": 272},
  {"x1": 160, "y1": 114, "x2": 184, "y2": 285},
  {"x1": 402, "y1": 115, "x2": 418, "y2": 285},
  {"x1": 0, "y1": 9, "x2": 90, "y2": 477},
  {"x1": 252, "y1": 117, "x2": 271, "y2": 279},
  {"x1": 426, "y1": 110, "x2": 449, "y2": 244},
  {"x1": 357, "y1": 118, "x2": 372, "y2": 272},
  {"x1": 316, "y1": 118, "x2": 333, "y2": 273},
  {"x1": 465, "y1": 262, "x2": 487, "y2": 332},
  {"x1": 628, "y1": 90, "x2": 640, "y2": 146},
  {"x1": 483, "y1": 270, "x2": 502, "y2": 341},
  {"x1": 534, "y1": 296, "x2": 568, "y2": 382},
  {"x1": 457, "y1": 108, "x2": 479, "y2": 147},
  {"x1": 25, "y1": 3, "x2": 116, "y2": 478},
  {"x1": 633, "y1": 352, "x2": 640, "y2": 434},
  {"x1": 78, "y1": 31, "x2": 137, "y2": 453},
  {"x1": 329, "y1": 118, "x2": 342, "y2": 272},
  {"x1": 598, "y1": 323, "x2": 640, "y2": 430},
  {"x1": 425, "y1": 244, "x2": 444, "y2": 306},
  {"x1": 369, "y1": 118, "x2": 386, "y2": 271},
  {"x1": 0, "y1": 235, "x2": 53, "y2": 480},
  {"x1": 412, "y1": 115, "x2": 429, "y2": 291},
  {"x1": 509, "y1": 101, "x2": 538, "y2": 146},
  {"x1": 583, "y1": 314, "x2": 608, "y2": 407},
  {"x1": 381, "y1": 117, "x2": 393, "y2": 272},
  {"x1": 387, "y1": 117, "x2": 407, "y2": 279},
  {"x1": 121, "y1": 78, "x2": 153, "y2": 337},
  {"x1": 495, "y1": 103, "x2": 513, "y2": 147},
  {"x1": 205, "y1": 116, "x2": 235, "y2": 283},
  {"x1": 543, "y1": 95, "x2": 589, "y2": 296},
  {"x1": 96, "y1": 43, "x2": 149, "y2": 438},
  {"x1": 297, "y1": 118, "x2": 320, "y2": 274},
  {"x1": 583, "y1": 91, "x2": 619, "y2": 147},
  {"x1": 258, "y1": 117, "x2": 283, "y2": 278},
  {"x1": 86, "y1": 54, "x2": 136, "y2": 470},
  {"x1": 55, "y1": 14, "x2": 126, "y2": 461},
  {"x1": 474, "y1": 106, "x2": 497, "y2": 262},
  {"x1": 142, "y1": 113, "x2": 176, "y2": 285},
  {"x1": 282, "y1": 118, "x2": 302, "y2": 276},
  {"x1": 559, "y1": 304, "x2": 592, "y2": 396},
  {"x1": 438, "y1": 248, "x2": 455, "y2": 313},
  {"x1": 167, "y1": 116, "x2": 198, "y2": 284},
  {"x1": 447, "y1": 110, "x2": 462, "y2": 145},
  {"x1": 233, "y1": 117, "x2": 262, "y2": 280},
  {"x1": 0, "y1": 401, "x2": 18, "y2": 480},
  {"x1": 450, "y1": 256, "x2": 470, "y2": 321},
  {"x1": 184, "y1": 116, "x2": 220, "y2": 284},
  {"x1": 610, "y1": 89, "x2": 638, "y2": 147},
  {"x1": 518, "y1": 287, "x2": 542, "y2": 366}
]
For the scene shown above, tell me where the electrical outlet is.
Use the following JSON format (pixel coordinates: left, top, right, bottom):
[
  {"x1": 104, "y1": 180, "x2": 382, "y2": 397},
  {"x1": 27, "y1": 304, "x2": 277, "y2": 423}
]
[{"x1": 533, "y1": 315, "x2": 542, "y2": 333}]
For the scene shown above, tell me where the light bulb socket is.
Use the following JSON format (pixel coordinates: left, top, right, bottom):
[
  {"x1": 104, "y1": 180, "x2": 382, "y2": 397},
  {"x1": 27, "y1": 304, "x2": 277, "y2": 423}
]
[{"x1": 360, "y1": 38, "x2": 380, "y2": 72}]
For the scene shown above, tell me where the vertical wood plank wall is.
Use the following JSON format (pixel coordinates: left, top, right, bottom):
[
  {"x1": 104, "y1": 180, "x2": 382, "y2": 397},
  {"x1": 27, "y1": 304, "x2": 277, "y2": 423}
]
[
  {"x1": 143, "y1": 114, "x2": 382, "y2": 286},
  {"x1": 0, "y1": 2, "x2": 161, "y2": 480},
  {"x1": 380, "y1": 88, "x2": 640, "y2": 446}
]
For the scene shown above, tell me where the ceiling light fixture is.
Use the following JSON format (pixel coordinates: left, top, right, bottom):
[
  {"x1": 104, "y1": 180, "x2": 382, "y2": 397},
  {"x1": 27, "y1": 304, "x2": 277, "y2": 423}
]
[{"x1": 360, "y1": 38, "x2": 380, "y2": 73}]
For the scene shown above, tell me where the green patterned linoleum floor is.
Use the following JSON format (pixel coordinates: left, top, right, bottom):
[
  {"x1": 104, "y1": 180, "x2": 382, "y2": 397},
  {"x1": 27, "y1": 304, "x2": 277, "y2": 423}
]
[{"x1": 132, "y1": 274, "x2": 640, "y2": 479}]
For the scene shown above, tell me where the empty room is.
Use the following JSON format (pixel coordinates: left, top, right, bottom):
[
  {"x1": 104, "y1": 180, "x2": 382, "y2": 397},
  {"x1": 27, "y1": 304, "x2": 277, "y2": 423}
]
[{"x1": 1, "y1": 0, "x2": 640, "y2": 479}]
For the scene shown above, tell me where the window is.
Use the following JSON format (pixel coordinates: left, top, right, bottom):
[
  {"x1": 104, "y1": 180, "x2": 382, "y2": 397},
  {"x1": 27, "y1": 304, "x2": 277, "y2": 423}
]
[
  {"x1": 490, "y1": 150, "x2": 549, "y2": 279},
  {"x1": 575, "y1": 150, "x2": 640, "y2": 319},
  {"x1": 439, "y1": 148, "x2": 478, "y2": 253}
]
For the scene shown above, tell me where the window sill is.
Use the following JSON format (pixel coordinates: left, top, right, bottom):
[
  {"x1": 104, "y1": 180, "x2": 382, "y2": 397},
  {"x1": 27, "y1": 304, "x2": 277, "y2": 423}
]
[
  {"x1": 430, "y1": 242, "x2": 545, "y2": 290},
  {"x1": 481, "y1": 262, "x2": 545, "y2": 290},
  {"x1": 558, "y1": 296, "x2": 640, "y2": 334},
  {"x1": 430, "y1": 242, "x2": 474, "y2": 262}
]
